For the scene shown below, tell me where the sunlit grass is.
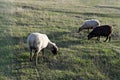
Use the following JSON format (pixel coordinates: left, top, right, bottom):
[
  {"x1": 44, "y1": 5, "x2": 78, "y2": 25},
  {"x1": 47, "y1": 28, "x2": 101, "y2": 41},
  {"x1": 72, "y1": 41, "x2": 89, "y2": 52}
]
[{"x1": 0, "y1": 0, "x2": 120, "y2": 80}]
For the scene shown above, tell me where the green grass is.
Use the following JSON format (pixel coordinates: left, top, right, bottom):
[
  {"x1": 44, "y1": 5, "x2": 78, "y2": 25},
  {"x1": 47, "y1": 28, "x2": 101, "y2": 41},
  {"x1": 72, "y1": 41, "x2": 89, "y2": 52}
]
[{"x1": 0, "y1": 0, "x2": 120, "y2": 80}]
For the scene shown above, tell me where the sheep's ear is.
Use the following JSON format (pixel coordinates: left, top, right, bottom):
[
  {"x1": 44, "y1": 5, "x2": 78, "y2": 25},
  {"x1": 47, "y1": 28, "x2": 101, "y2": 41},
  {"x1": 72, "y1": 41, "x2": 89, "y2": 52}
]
[
  {"x1": 52, "y1": 45, "x2": 57, "y2": 51},
  {"x1": 53, "y1": 43, "x2": 56, "y2": 46}
]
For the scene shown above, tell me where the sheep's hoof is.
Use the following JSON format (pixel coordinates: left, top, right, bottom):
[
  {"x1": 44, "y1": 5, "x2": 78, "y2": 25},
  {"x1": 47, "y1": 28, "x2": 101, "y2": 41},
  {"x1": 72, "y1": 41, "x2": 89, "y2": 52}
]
[
  {"x1": 104, "y1": 40, "x2": 107, "y2": 42},
  {"x1": 35, "y1": 63, "x2": 37, "y2": 66},
  {"x1": 96, "y1": 39, "x2": 100, "y2": 42},
  {"x1": 30, "y1": 59, "x2": 32, "y2": 62}
]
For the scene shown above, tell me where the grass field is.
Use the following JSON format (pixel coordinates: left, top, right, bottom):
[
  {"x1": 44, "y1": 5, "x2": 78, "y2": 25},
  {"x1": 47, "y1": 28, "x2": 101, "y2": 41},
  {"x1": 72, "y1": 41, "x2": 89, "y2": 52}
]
[{"x1": 0, "y1": 0, "x2": 120, "y2": 80}]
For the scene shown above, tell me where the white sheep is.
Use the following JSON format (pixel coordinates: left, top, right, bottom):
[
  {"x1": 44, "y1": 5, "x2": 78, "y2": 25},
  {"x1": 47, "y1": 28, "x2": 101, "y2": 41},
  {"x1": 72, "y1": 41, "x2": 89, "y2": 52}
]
[
  {"x1": 27, "y1": 32, "x2": 58, "y2": 65},
  {"x1": 77, "y1": 19, "x2": 100, "y2": 32}
]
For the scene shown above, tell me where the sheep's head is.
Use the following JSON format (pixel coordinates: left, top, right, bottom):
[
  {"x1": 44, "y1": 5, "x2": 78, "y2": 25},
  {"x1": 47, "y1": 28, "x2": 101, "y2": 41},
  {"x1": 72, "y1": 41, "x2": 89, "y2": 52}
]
[
  {"x1": 87, "y1": 34, "x2": 94, "y2": 40},
  {"x1": 51, "y1": 45, "x2": 58, "y2": 55},
  {"x1": 48, "y1": 42, "x2": 58, "y2": 55},
  {"x1": 77, "y1": 27, "x2": 83, "y2": 33}
]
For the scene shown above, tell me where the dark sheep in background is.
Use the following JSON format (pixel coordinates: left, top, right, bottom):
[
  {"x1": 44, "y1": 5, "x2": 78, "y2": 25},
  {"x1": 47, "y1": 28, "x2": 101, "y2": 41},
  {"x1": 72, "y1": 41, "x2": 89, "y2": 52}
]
[{"x1": 87, "y1": 25, "x2": 112, "y2": 42}]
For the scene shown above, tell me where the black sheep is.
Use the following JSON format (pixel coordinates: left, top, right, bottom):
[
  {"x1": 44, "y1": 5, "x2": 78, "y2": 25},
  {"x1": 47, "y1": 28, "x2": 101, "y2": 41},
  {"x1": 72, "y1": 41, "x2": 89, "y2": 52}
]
[{"x1": 87, "y1": 25, "x2": 112, "y2": 42}]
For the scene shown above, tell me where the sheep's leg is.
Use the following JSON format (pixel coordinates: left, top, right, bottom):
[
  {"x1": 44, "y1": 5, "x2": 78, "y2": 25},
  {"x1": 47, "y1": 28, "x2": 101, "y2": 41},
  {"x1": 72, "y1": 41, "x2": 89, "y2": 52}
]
[
  {"x1": 88, "y1": 29, "x2": 90, "y2": 32},
  {"x1": 97, "y1": 36, "x2": 100, "y2": 41},
  {"x1": 77, "y1": 29, "x2": 80, "y2": 33},
  {"x1": 108, "y1": 36, "x2": 111, "y2": 42},
  {"x1": 30, "y1": 48, "x2": 32, "y2": 61},
  {"x1": 41, "y1": 49, "x2": 45, "y2": 61},
  {"x1": 104, "y1": 36, "x2": 109, "y2": 42},
  {"x1": 34, "y1": 49, "x2": 39, "y2": 66},
  {"x1": 41, "y1": 49, "x2": 44, "y2": 56}
]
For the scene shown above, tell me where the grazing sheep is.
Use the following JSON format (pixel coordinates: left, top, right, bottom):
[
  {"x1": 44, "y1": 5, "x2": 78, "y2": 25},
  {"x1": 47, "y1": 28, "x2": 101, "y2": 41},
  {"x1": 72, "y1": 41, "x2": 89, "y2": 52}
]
[
  {"x1": 77, "y1": 19, "x2": 100, "y2": 32},
  {"x1": 87, "y1": 25, "x2": 112, "y2": 42},
  {"x1": 27, "y1": 32, "x2": 58, "y2": 65}
]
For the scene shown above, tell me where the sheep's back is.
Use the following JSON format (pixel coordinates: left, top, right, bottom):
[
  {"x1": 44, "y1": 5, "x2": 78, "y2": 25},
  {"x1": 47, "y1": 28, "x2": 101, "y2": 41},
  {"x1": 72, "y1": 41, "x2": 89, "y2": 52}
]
[
  {"x1": 27, "y1": 33, "x2": 49, "y2": 49},
  {"x1": 82, "y1": 20, "x2": 100, "y2": 28},
  {"x1": 91, "y1": 25, "x2": 112, "y2": 36}
]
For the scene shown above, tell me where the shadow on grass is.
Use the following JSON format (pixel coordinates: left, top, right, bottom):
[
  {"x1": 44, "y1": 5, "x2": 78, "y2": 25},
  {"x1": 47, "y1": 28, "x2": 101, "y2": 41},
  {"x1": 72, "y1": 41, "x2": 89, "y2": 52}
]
[
  {"x1": 0, "y1": 34, "x2": 38, "y2": 80},
  {"x1": 41, "y1": 8, "x2": 120, "y2": 18},
  {"x1": 47, "y1": 31, "x2": 84, "y2": 48},
  {"x1": 9, "y1": 31, "x2": 85, "y2": 79},
  {"x1": 18, "y1": 5, "x2": 120, "y2": 19},
  {"x1": 0, "y1": 35, "x2": 18, "y2": 79},
  {"x1": 95, "y1": 5, "x2": 120, "y2": 11},
  {"x1": 9, "y1": 35, "x2": 41, "y2": 80},
  {"x1": 2, "y1": 31, "x2": 119, "y2": 80},
  {"x1": 22, "y1": 5, "x2": 39, "y2": 10}
]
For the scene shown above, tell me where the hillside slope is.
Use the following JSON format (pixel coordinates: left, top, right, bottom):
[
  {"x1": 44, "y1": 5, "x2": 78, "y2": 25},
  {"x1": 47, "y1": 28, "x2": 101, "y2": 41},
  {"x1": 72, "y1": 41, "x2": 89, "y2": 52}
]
[{"x1": 0, "y1": 0, "x2": 120, "y2": 80}]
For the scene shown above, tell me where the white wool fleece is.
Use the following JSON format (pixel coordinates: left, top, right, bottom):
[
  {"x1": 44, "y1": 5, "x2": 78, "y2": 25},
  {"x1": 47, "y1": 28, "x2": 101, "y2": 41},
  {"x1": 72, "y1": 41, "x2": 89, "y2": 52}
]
[
  {"x1": 27, "y1": 32, "x2": 50, "y2": 51},
  {"x1": 81, "y1": 19, "x2": 100, "y2": 28}
]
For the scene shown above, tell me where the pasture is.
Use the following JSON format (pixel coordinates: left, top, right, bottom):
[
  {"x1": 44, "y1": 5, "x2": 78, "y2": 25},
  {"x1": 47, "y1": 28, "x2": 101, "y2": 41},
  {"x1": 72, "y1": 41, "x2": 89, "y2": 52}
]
[{"x1": 0, "y1": 0, "x2": 120, "y2": 80}]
